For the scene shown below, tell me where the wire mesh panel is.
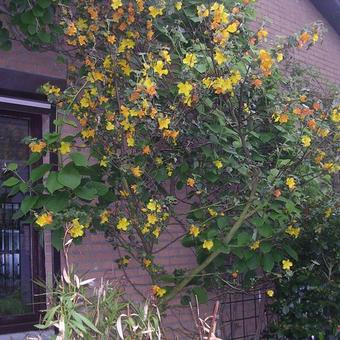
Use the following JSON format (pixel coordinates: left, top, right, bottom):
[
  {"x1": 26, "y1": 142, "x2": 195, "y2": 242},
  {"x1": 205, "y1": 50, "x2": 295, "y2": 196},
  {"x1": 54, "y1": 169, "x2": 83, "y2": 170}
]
[
  {"x1": 0, "y1": 203, "x2": 34, "y2": 315},
  {"x1": 219, "y1": 284, "x2": 274, "y2": 339},
  {"x1": 0, "y1": 203, "x2": 21, "y2": 292}
]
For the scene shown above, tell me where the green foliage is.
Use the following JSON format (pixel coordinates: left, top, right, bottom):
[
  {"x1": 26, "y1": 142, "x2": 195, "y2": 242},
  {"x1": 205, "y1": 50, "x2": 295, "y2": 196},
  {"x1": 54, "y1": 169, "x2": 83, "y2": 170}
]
[
  {"x1": 0, "y1": 0, "x2": 61, "y2": 50},
  {"x1": 36, "y1": 266, "x2": 162, "y2": 339},
  {"x1": 267, "y1": 212, "x2": 340, "y2": 339}
]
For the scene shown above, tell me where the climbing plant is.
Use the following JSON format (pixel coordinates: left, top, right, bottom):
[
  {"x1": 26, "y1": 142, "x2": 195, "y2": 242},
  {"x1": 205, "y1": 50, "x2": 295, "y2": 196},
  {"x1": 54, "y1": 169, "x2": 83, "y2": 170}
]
[{"x1": 1, "y1": 0, "x2": 339, "y2": 308}]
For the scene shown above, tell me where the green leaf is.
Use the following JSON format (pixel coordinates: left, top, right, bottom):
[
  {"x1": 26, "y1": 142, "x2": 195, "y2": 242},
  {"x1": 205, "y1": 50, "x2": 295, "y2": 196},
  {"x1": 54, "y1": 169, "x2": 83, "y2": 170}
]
[
  {"x1": 217, "y1": 216, "x2": 229, "y2": 229},
  {"x1": 19, "y1": 182, "x2": 28, "y2": 193},
  {"x1": 75, "y1": 184, "x2": 97, "y2": 201},
  {"x1": 181, "y1": 235, "x2": 196, "y2": 247},
  {"x1": 89, "y1": 181, "x2": 108, "y2": 196},
  {"x1": 262, "y1": 253, "x2": 274, "y2": 272},
  {"x1": 44, "y1": 132, "x2": 60, "y2": 145},
  {"x1": 70, "y1": 152, "x2": 88, "y2": 167},
  {"x1": 7, "y1": 163, "x2": 18, "y2": 171},
  {"x1": 37, "y1": 31, "x2": 51, "y2": 43},
  {"x1": 2, "y1": 177, "x2": 20, "y2": 187},
  {"x1": 260, "y1": 242, "x2": 272, "y2": 254},
  {"x1": 246, "y1": 253, "x2": 260, "y2": 270},
  {"x1": 20, "y1": 196, "x2": 39, "y2": 214},
  {"x1": 46, "y1": 172, "x2": 64, "y2": 193},
  {"x1": 73, "y1": 311, "x2": 101, "y2": 334},
  {"x1": 192, "y1": 287, "x2": 208, "y2": 304},
  {"x1": 237, "y1": 232, "x2": 251, "y2": 246},
  {"x1": 51, "y1": 228, "x2": 63, "y2": 250},
  {"x1": 21, "y1": 11, "x2": 35, "y2": 25},
  {"x1": 180, "y1": 295, "x2": 191, "y2": 306},
  {"x1": 58, "y1": 163, "x2": 81, "y2": 189},
  {"x1": 258, "y1": 224, "x2": 274, "y2": 237},
  {"x1": 27, "y1": 152, "x2": 42, "y2": 165},
  {"x1": 37, "y1": 0, "x2": 51, "y2": 8},
  {"x1": 0, "y1": 40, "x2": 12, "y2": 51},
  {"x1": 31, "y1": 164, "x2": 52, "y2": 182},
  {"x1": 45, "y1": 191, "x2": 70, "y2": 212},
  {"x1": 283, "y1": 244, "x2": 298, "y2": 261}
]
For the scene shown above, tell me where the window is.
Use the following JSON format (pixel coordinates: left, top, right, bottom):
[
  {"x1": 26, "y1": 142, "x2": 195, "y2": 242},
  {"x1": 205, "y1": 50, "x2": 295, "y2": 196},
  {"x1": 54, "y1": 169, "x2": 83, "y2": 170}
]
[{"x1": 0, "y1": 100, "x2": 50, "y2": 334}]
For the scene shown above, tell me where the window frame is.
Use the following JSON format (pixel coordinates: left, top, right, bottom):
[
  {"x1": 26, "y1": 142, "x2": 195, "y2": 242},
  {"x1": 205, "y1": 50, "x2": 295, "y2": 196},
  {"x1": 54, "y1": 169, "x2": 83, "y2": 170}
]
[{"x1": 0, "y1": 95, "x2": 57, "y2": 334}]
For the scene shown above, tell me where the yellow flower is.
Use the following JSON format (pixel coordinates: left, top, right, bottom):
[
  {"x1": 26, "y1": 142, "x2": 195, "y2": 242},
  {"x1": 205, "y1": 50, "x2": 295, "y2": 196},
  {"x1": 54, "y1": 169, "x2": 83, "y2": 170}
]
[
  {"x1": 331, "y1": 108, "x2": 340, "y2": 123},
  {"x1": 36, "y1": 212, "x2": 53, "y2": 227},
  {"x1": 313, "y1": 32, "x2": 319, "y2": 43},
  {"x1": 153, "y1": 60, "x2": 168, "y2": 76},
  {"x1": 202, "y1": 77, "x2": 213, "y2": 88},
  {"x1": 160, "y1": 50, "x2": 171, "y2": 64},
  {"x1": 29, "y1": 141, "x2": 46, "y2": 153},
  {"x1": 208, "y1": 208, "x2": 218, "y2": 217},
  {"x1": 175, "y1": 2, "x2": 182, "y2": 10},
  {"x1": 266, "y1": 289, "x2": 274, "y2": 297},
  {"x1": 59, "y1": 142, "x2": 71, "y2": 155},
  {"x1": 118, "y1": 59, "x2": 132, "y2": 76},
  {"x1": 66, "y1": 22, "x2": 77, "y2": 36},
  {"x1": 158, "y1": 117, "x2": 171, "y2": 130},
  {"x1": 187, "y1": 178, "x2": 196, "y2": 187},
  {"x1": 212, "y1": 77, "x2": 232, "y2": 94},
  {"x1": 317, "y1": 128, "x2": 329, "y2": 138},
  {"x1": 141, "y1": 224, "x2": 150, "y2": 234},
  {"x1": 183, "y1": 53, "x2": 197, "y2": 68},
  {"x1": 282, "y1": 259, "x2": 293, "y2": 271},
  {"x1": 301, "y1": 135, "x2": 311, "y2": 147},
  {"x1": 111, "y1": 0, "x2": 122, "y2": 10},
  {"x1": 286, "y1": 177, "x2": 296, "y2": 191},
  {"x1": 285, "y1": 225, "x2": 300, "y2": 238},
  {"x1": 100, "y1": 156, "x2": 108, "y2": 167},
  {"x1": 324, "y1": 208, "x2": 332, "y2": 218},
  {"x1": 78, "y1": 35, "x2": 87, "y2": 46},
  {"x1": 69, "y1": 218, "x2": 85, "y2": 238},
  {"x1": 131, "y1": 166, "x2": 143, "y2": 178},
  {"x1": 106, "y1": 122, "x2": 115, "y2": 131},
  {"x1": 153, "y1": 227, "x2": 161, "y2": 238},
  {"x1": 203, "y1": 239, "x2": 214, "y2": 251},
  {"x1": 276, "y1": 52, "x2": 284, "y2": 62},
  {"x1": 81, "y1": 129, "x2": 95, "y2": 139},
  {"x1": 118, "y1": 38, "x2": 135, "y2": 53},
  {"x1": 178, "y1": 81, "x2": 193, "y2": 97},
  {"x1": 152, "y1": 285, "x2": 166, "y2": 297},
  {"x1": 149, "y1": 6, "x2": 163, "y2": 18},
  {"x1": 143, "y1": 145, "x2": 151, "y2": 155},
  {"x1": 127, "y1": 134, "x2": 135, "y2": 147},
  {"x1": 76, "y1": 18, "x2": 88, "y2": 31},
  {"x1": 107, "y1": 35, "x2": 116, "y2": 44},
  {"x1": 100, "y1": 210, "x2": 110, "y2": 224},
  {"x1": 189, "y1": 224, "x2": 200, "y2": 237},
  {"x1": 117, "y1": 217, "x2": 130, "y2": 231},
  {"x1": 226, "y1": 22, "x2": 239, "y2": 33},
  {"x1": 147, "y1": 214, "x2": 158, "y2": 225},
  {"x1": 257, "y1": 28, "x2": 268, "y2": 40},
  {"x1": 155, "y1": 157, "x2": 163, "y2": 165},
  {"x1": 143, "y1": 258, "x2": 152, "y2": 267},
  {"x1": 120, "y1": 257, "x2": 130, "y2": 266},
  {"x1": 214, "y1": 50, "x2": 227, "y2": 65},
  {"x1": 197, "y1": 4, "x2": 209, "y2": 18},
  {"x1": 147, "y1": 199, "x2": 157, "y2": 211},
  {"x1": 250, "y1": 240, "x2": 260, "y2": 250},
  {"x1": 214, "y1": 160, "x2": 223, "y2": 169}
]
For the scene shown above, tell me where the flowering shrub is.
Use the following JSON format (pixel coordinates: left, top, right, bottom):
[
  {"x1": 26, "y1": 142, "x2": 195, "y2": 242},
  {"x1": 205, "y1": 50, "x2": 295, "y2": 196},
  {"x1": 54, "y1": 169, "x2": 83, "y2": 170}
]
[{"x1": 2, "y1": 0, "x2": 339, "y2": 307}]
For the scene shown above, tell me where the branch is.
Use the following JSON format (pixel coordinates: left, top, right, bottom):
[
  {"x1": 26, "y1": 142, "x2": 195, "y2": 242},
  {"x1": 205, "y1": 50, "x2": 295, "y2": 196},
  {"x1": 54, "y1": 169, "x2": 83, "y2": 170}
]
[{"x1": 162, "y1": 173, "x2": 260, "y2": 304}]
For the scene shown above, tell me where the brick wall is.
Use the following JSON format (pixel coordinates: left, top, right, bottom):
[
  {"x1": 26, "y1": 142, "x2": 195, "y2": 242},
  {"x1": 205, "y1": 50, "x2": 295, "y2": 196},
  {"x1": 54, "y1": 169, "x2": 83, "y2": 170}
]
[{"x1": 255, "y1": 0, "x2": 340, "y2": 85}]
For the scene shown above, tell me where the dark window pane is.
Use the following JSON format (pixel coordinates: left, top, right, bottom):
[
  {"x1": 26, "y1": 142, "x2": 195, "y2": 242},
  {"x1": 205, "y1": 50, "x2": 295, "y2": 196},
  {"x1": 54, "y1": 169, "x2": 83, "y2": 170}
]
[{"x1": 0, "y1": 116, "x2": 33, "y2": 316}]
